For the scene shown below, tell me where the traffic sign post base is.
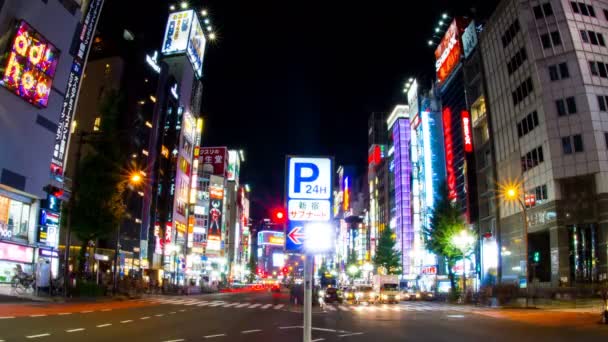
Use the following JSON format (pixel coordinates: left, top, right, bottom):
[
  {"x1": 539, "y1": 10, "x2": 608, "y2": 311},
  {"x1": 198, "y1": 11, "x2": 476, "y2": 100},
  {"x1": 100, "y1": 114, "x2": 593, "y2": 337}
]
[{"x1": 303, "y1": 254, "x2": 313, "y2": 342}]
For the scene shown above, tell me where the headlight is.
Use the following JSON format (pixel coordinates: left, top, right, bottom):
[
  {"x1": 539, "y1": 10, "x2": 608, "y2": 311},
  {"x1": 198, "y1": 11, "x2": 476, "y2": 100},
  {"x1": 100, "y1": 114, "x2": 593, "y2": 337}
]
[
  {"x1": 416, "y1": 293, "x2": 421, "y2": 299},
  {"x1": 381, "y1": 295, "x2": 388, "y2": 300},
  {"x1": 356, "y1": 292, "x2": 363, "y2": 298},
  {"x1": 395, "y1": 295, "x2": 401, "y2": 301},
  {"x1": 369, "y1": 293, "x2": 375, "y2": 298},
  {"x1": 428, "y1": 293, "x2": 434, "y2": 298},
  {"x1": 318, "y1": 290, "x2": 325, "y2": 297}
]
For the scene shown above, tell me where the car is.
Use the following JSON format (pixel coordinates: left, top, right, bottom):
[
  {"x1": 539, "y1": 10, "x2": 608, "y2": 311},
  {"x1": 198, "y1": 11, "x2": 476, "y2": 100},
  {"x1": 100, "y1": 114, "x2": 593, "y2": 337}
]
[
  {"x1": 342, "y1": 287, "x2": 357, "y2": 303},
  {"x1": 319, "y1": 287, "x2": 343, "y2": 304},
  {"x1": 271, "y1": 284, "x2": 281, "y2": 293},
  {"x1": 420, "y1": 291, "x2": 436, "y2": 301},
  {"x1": 354, "y1": 285, "x2": 377, "y2": 304}
]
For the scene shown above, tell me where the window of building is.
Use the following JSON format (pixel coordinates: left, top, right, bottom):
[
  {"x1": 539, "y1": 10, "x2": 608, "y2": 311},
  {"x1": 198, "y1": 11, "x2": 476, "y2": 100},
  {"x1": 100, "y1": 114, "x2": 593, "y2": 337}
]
[
  {"x1": 559, "y1": 63, "x2": 570, "y2": 78},
  {"x1": 603, "y1": 9, "x2": 608, "y2": 20},
  {"x1": 605, "y1": 132, "x2": 608, "y2": 148},
  {"x1": 541, "y1": 33, "x2": 552, "y2": 48},
  {"x1": 562, "y1": 136, "x2": 573, "y2": 154},
  {"x1": 512, "y1": 77, "x2": 534, "y2": 105},
  {"x1": 572, "y1": 2, "x2": 595, "y2": 16},
  {"x1": 517, "y1": 111, "x2": 539, "y2": 137},
  {"x1": 556, "y1": 99, "x2": 567, "y2": 116},
  {"x1": 598, "y1": 95, "x2": 608, "y2": 111},
  {"x1": 581, "y1": 30, "x2": 589, "y2": 43},
  {"x1": 582, "y1": 30, "x2": 606, "y2": 46},
  {"x1": 566, "y1": 96, "x2": 577, "y2": 114},
  {"x1": 502, "y1": 19, "x2": 521, "y2": 48},
  {"x1": 521, "y1": 146, "x2": 544, "y2": 172},
  {"x1": 573, "y1": 134, "x2": 584, "y2": 152},
  {"x1": 534, "y1": 184, "x2": 548, "y2": 202},
  {"x1": 589, "y1": 60, "x2": 608, "y2": 78},
  {"x1": 534, "y1": 3, "x2": 554, "y2": 19},
  {"x1": 507, "y1": 47, "x2": 527, "y2": 75},
  {"x1": 549, "y1": 65, "x2": 559, "y2": 81},
  {"x1": 93, "y1": 117, "x2": 101, "y2": 131},
  {"x1": 551, "y1": 31, "x2": 562, "y2": 46},
  {"x1": 548, "y1": 62, "x2": 570, "y2": 81}
]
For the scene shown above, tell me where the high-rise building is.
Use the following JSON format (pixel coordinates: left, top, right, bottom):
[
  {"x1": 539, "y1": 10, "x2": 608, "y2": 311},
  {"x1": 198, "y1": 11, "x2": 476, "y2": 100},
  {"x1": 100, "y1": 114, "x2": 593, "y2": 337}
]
[
  {"x1": 408, "y1": 80, "x2": 446, "y2": 290},
  {"x1": 367, "y1": 112, "x2": 389, "y2": 260},
  {"x1": 0, "y1": 1, "x2": 100, "y2": 281},
  {"x1": 387, "y1": 105, "x2": 413, "y2": 277},
  {"x1": 480, "y1": 0, "x2": 608, "y2": 285}
]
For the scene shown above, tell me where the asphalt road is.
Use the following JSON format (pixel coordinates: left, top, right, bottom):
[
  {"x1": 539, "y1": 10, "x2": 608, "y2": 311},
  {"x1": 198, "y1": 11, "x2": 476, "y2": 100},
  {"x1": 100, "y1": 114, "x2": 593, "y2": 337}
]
[{"x1": 0, "y1": 291, "x2": 606, "y2": 341}]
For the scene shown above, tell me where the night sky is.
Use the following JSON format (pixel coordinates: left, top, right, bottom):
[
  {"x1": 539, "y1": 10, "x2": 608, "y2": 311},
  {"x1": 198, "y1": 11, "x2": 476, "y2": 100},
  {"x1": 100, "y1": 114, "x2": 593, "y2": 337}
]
[{"x1": 102, "y1": 0, "x2": 499, "y2": 219}]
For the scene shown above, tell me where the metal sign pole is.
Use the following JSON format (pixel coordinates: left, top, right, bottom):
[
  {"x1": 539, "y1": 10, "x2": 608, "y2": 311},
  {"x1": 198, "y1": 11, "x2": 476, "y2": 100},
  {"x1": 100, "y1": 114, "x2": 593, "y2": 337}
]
[{"x1": 303, "y1": 254, "x2": 313, "y2": 342}]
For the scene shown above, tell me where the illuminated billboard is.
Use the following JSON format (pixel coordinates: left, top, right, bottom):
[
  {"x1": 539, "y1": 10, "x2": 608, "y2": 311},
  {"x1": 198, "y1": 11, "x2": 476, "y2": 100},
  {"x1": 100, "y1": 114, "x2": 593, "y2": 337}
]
[
  {"x1": 258, "y1": 231, "x2": 285, "y2": 246},
  {"x1": 461, "y1": 110, "x2": 473, "y2": 153},
  {"x1": 443, "y1": 107, "x2": 457, "y2": 200},
  {"x1": 162, "y1": 10, "x2": 194, "y2": 55},
  {"x1": 434, "y1": 19, "x2": 467, "y2": 84},
  {"x1": 187, "y1": 13, "x2": 206, "y2": 78},
  {"x1": 1, "y1": 20, "x2": 60, "y2": 108},
  {"x1": 227, "y1": 150, "x2": 240, "y2": 182},
  {"x1": 200, "y1": 147, "x2": 228, "y2": 176}
]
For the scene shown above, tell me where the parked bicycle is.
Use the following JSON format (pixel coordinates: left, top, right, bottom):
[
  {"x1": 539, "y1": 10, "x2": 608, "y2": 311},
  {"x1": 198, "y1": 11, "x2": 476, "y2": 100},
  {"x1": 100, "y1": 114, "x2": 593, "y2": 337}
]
[{"x1": 11, "y1": 266, "x2": 35, "y2": 295}]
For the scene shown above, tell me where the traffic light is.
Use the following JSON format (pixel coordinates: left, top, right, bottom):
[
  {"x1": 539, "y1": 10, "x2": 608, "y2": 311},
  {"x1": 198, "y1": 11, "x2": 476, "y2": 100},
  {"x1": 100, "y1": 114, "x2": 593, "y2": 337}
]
[
  {"x1": 271, "y1": 207, "x2": 287, "y2": 224},
  {"x1": 533, "y1": 251, "x2": 540, "y2": 263},
  {"x1": 282, "y1": 266, "x2": 289, "y2": 275},
  {"x1": 43, "y1": 185, "x2": 63, "y2": 198}
]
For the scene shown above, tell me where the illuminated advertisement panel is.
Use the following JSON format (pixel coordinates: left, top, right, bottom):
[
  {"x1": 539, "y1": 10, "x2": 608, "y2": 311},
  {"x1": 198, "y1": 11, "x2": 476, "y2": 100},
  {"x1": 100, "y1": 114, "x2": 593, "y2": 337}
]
[
  {"x1": 434, "y1": 19, "x2": 463, "y2": 84},
  {"x1": 186, "y1": 13, "x2": 206, "y2": 78},
  {"x1": 208, "y1": 199, "x2": 223, "y2": 239},
  {"x1": 161, "y1": 10, "x2": 194, "y2": 55},
  {"x1": 227, "y1": 150, "x2": 240, "y2": 182},
  {"x1": 461, "y1": 110, "x2": 473, "y2": 153},
  {"x1": 443, "y1": 107, "x2": 457, "y2": 200},
  {"x1": 288, "y1": 199, "x2": 331, "y2": 221},
  {"x1": 1, "y1": 21, "x2": 60, "y2": 108},
  {"x1": 258, "y1": 231, "x2": 285, "y2": 246},
  {"x1": 200, "y1": 147, "x2": 228, "y2": 176}
]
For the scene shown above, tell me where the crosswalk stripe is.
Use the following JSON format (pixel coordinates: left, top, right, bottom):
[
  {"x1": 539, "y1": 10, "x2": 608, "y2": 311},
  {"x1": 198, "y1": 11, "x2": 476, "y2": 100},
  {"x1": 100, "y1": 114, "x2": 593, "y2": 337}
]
[
  {"x1": 325, "y1": 306, "x2": 337, "y2": 311},
  {"x1": 223, "y1": 303, "x2": 239, "y2": 308},
  {"x1": 261, "y1": 304, "x2": 272, "y2": 309},
  {"x1": 274, "y1": 304, "x2": 284, "y2": 309},
  {"x1": 249, "y1": 303, "x2": 261, "y2": 308},
  {"x1": 208, "y1": 302, "x2": 225, "y2": 307},
  {"x1": 338, "y1": 305, "x2": 350, "y2": 311},
  {"x1": 237, "y1": 303, "x2": 251, "y2": 308}
]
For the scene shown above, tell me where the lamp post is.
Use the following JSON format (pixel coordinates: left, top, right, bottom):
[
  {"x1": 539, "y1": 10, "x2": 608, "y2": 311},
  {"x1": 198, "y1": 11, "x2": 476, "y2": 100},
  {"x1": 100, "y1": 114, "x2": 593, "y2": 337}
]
[
  {"x1": 503, "y1": 184, "x2": 530, "y2": 307},
  {"x1": 348, "y1": 265, "x2": 359, "y2": 285},
  {"x1": 112, "y1": 171, "x2": 143, "y2": 294},
  {"x1": 452, "y1": 229, "x2": 474, "y2": 301}
]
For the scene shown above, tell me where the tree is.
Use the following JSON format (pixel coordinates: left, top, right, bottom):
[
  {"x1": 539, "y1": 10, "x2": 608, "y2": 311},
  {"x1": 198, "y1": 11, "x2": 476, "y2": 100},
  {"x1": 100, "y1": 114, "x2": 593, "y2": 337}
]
[
  {"x1": 373, "y1": 228, "x2": 402, "y2": 275},
  {"x1": 69, "y1": 90, "x2": 126, "y2": 275},
  {"x1": 423, "y1": 182, "x2": 470, "y2": 294}
]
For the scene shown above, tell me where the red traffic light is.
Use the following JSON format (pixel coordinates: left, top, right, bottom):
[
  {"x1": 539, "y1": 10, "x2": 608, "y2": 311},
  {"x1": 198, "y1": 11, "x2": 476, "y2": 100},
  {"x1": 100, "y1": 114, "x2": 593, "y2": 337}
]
[{"x1": 272, "y1": 208, "x2": 287, "y2": 223}]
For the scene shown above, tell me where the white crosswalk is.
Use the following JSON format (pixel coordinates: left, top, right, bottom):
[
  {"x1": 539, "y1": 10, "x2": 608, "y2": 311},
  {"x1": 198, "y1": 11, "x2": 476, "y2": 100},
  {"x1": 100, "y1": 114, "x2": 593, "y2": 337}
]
[{"x1": 142, "y1": 297, "x2": 487, "y2": 314}]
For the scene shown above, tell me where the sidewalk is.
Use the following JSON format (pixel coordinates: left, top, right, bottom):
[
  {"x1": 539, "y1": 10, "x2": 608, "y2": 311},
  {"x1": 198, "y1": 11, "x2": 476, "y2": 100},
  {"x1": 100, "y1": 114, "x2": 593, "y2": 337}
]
[{"x1": 496, "y1": 298, "x2": 606, "y2": 314}]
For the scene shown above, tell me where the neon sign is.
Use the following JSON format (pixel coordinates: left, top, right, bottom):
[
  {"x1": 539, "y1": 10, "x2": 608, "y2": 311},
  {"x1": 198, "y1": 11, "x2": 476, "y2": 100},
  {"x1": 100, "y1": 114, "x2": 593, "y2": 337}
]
[
  {"x1": 1, "y1": 21, "x2": 60, "y2": 108},
  {"x1": 146, "y1": 51, "x2": 161, "y2": 73},
  {"x1": 461, "y1": 110, "x2": 473, "y2": 153},
  {"x1": 443, "y1": 107, "x2": 457, "y2": 200},
  {"x1": 435, "y1": 19, "x2": 463, "y2": 84}
]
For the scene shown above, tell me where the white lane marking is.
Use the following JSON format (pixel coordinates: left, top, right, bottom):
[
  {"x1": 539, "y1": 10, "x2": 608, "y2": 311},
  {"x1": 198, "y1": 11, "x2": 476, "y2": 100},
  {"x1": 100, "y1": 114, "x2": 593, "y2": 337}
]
[
  {"x1": 57, "y1": 313, "x2": 71, "y2": 316},
  {"x1": 162, "y1": 339, "x2": 185, "y2": 342},
  {"x1": 0, "y1": 316, "x2": 15, "y2": 319},
  {"x1": 325, "y1": 306, "x2": 337, "y2": 311},
  {"x1": 96, "y1": 323, "x2": 112, "y2": 328},
  {"x1": 261, "y1": 304, "x2": 273, "y2": 309},
  {"x1": 101, "y1": 309, "x2": 112, "y2": 312},
  {"x1": 155, "y1": 314, "x2": 165, "y2": 317},
  {"x1": 312, "y1": 327, "x2": 337, "y2": 333},
  {"x1": 179, "y1": 309, "x2": 186, "y2": 312},
  {"x1": 208, "y1": 301, "x2": 226, "y2": 307},
  {"x1": 447, "y1": 314, "x2": 465, "y2": 318},
  {"x1": 279, "y1": 326, "x2": 302, "y2": 329},
  {"x1": 248, "y1": 303, "x2": 261, "y2": 308},
  {"x1": 312, "y1": 339, "x2": 325, "y2": 342},
  {"x1": 203, "y1": 334, "x2": 226, "y2": 338},
  {"x1": 169, "y1": 311, "x2": 177, "y2": 314},
  {"x1": 140, "y1": 316, "x2": 151, "y2": 320},
  {"x1": 66, "y1": 328, "x2": 85, "y2": 333},
  {"x1": 197, "y1": 302, "x2": 210, "y2": 307},
  {"x1": 30, "y1": 314, "x2": 47, "y2": 317},
  {"x1": 273, "y1": 304, "x2": 284, "y2": 309},
  {"x1": 338, "y1": 305, "x2": 349, "y2": 311},
  {"x1": 338, "y1": 332, "x2": 364, "y2": 337},
  {"x1": 184, "y1": 301, "x2": 198, "y2": 306},
  {"x1": 241, "y1": 329, "x2": 262, "y2": 334},
  {"x1": 26, "y1": 333, "x2": 50, "y2": 339},
  {"x1": 236, "y1": 303, "x2": 250, "y2": 308},
  {"x1": 81, "y1": 310, "x2": 93, "y2": 313},
  {"x1": 223, "y1": 303, "x2": 239, "y2": 308},
  {"x1": 121, "y1": 320, "x2": 133, "y2": 323}
]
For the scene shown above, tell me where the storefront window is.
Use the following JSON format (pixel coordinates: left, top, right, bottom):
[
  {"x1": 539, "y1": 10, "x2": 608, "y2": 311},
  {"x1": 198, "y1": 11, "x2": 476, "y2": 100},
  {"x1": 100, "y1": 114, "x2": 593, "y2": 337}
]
[{"x1": 8, "y1": 201, "x2": 29, "y2": 240}]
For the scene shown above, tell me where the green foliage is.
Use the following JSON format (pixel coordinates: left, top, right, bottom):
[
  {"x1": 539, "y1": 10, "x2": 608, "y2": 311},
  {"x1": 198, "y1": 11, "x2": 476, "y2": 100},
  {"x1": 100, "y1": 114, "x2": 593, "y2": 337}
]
[
  {"x1": 70, "y1": 91, "x2": 126, "y2": 272},
  {"x1": 373, "y1": 228, "x2": 402, "y2": 275},
  {"x1": 423, "y1": 182, "x2": 475, "y2": 291}
]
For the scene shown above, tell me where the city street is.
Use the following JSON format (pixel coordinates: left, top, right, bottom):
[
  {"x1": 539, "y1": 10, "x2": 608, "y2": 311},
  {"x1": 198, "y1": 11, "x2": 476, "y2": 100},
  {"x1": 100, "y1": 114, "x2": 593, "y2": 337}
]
[{"x1": 0, "y1": 290, "x2": 606, "y2": 341}]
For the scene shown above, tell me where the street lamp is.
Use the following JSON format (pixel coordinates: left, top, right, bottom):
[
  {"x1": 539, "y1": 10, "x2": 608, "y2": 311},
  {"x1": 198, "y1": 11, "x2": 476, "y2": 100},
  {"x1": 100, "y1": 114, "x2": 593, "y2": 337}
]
[
  {"x1": 501, "y1": 181, "x2": 530, "y2": 307},
  {"x1": 452, "y1": 229, "x2": 474, "y2": 301},
  {"x1": 348, "y1": 265, "x2": 359, "y2": 285}
]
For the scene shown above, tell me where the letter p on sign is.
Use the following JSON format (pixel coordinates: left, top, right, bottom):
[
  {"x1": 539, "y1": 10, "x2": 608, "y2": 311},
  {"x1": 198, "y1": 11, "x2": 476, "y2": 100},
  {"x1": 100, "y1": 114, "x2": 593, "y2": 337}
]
[{"x1": 288, "y1": 157, "x2": 331, "y2": 200}]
